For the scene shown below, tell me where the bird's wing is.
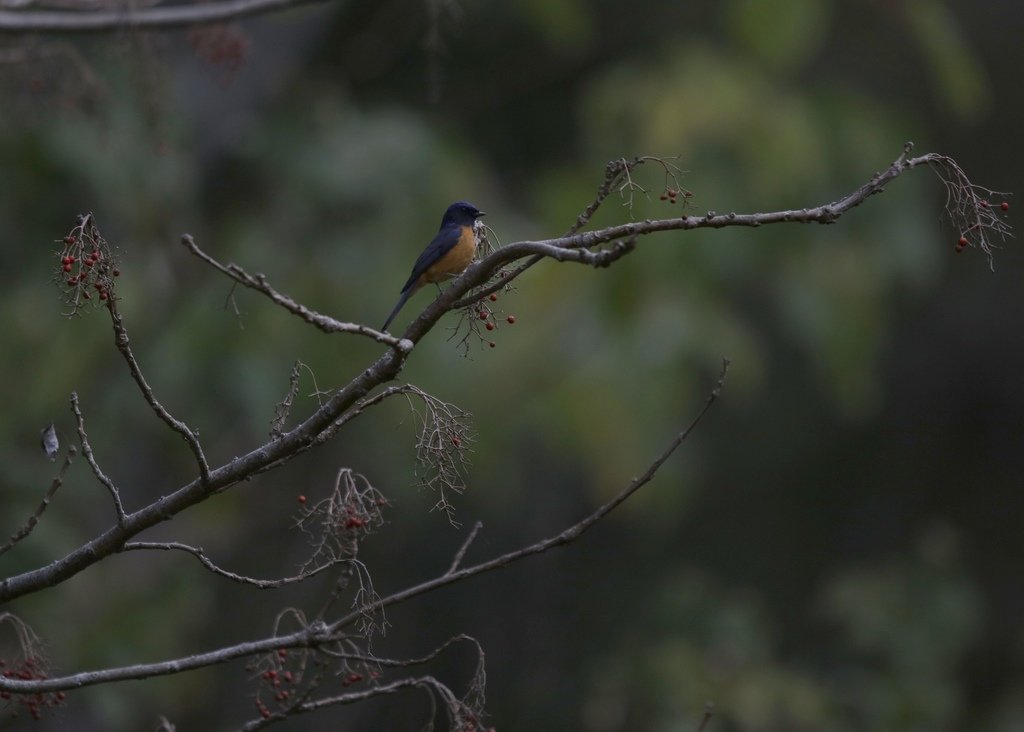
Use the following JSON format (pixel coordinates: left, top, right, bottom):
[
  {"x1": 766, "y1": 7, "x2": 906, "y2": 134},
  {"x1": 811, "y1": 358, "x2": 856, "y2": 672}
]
[{"x1": 400, "y1": 224, "x2": 462, "y2": 293}]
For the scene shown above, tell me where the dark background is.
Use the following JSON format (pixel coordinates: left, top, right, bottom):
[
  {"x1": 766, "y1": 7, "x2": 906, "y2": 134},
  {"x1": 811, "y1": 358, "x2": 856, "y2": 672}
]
[{"x1": 1, "y1": 0, "x2": 1021, "y2": 729}]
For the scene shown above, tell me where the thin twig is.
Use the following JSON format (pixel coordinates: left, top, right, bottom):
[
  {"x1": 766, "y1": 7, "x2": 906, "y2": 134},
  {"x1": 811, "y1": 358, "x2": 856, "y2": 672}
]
[
  {"x1": 697, "y1": 702, "x2": 715, "y2": 732},
  {"x1": 181, "y1": 234, "x2": 402, "y2": 347},
  {"x1": 309, "y1": 385, "x2": 408, "y2": 447},
  {"x1": 121, "y1": 541, "x2": 341, "y2": 589},
  {"x1": 224, "y1": 280, "x2": 245, "y2": 329},
  {"x1": 240, "y1": 675, "x2": 457, "y2": 731},
  {"x1": 106, "y1": 298, "x2": 210, "y2": 483},
  {"x1": 250, "y1": 384, "x2": 411, "y2": 480},
  {"x1": 71, "y1": 391, "x2": 127, "y2": 524},
  {"x1": 0, "y1": 447, "x2": 76, "y2": 557},
  {"x1": 316, "y1": 633, "x2": 481, "y2": 670},
  {"x1": 447, "y1": 521, "x2": 482, "y2": 574},
  {"x1": 270, "y1": 361, "x2": 303, "y2": 440}
]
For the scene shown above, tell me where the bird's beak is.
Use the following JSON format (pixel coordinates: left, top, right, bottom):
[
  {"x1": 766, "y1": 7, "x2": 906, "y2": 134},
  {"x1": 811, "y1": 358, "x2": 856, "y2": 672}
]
[{"x1": 477, "y1": 211, "x2": 486, "y2": 218}]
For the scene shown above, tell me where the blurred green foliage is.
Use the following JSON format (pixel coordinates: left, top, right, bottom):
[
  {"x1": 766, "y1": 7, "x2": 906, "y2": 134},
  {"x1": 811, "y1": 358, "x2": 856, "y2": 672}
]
[{"x1": 0, "y1": 0, "x2": 1021, "y2": 730}]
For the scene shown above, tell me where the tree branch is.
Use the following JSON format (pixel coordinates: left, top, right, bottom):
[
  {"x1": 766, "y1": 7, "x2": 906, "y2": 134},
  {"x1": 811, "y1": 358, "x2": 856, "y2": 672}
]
[
  {"x1": 441, "y1": 146, "x2": 1004, "y2": 322},
  {"x1": 0, "y1": 360, "x2": 726, "y2": 695},
  {"x1": 106, "y1": 298, "x2": 211, "y2": 483},
  {"x1": 0, "y1": 0, "x2": 328, "y2": 33},
  {"x1": 1, "y1": 145, "x2": 1001, "y2": 624},
  {"x1": 0, "y1": 338, "x2": 408, "y2": 601},
  {"x1": 181, "y1": 234, "x2": 401, "y2": 347}
]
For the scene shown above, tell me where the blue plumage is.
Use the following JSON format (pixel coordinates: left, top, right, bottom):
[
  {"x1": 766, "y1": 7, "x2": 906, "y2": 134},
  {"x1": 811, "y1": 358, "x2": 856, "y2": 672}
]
[{"x1": 382, "y1": 201, "x2": 485, "y2": 332}]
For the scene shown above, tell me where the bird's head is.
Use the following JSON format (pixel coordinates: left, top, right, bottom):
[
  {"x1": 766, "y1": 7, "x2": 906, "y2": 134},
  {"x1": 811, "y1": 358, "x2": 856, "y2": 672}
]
[{"x1": 442, "y1": 201, "x2": 486, "y2": 227}]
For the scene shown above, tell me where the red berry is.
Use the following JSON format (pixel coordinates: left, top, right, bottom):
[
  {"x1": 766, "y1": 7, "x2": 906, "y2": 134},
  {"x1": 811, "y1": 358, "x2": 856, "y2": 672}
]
[
  {"x1": 1001, "y1": 202, "x2": 1010, "y2": 211},
  {"x1": 297, "y1": 495, "x2": 306, "y2": 504},
  {"x1": 669, "y1": 198, "x2": 676, "y2": 204},
  {"x1": 277, "y1": 649, "x2": 287, "y2": 659},
  {"x1": 506, "y1": 315, "x2": 516, "y2": 324},
  {"x1": 282, "y1": 671, "x2": 293, "y2": 683},
  {"x1": 485, "y1": 322, "x2": 494, "y2": 331},
  {"x1": 668, "y1": 189, "x2": 677, "y2": 199},
  {"x1": 99, "y1": 291, "x2": 108, "y2": 300},
  {"x1": 62, "y1": 263, "x2": 72, "y2": 272},
  {"x1": 980, "y1": 200, "x2": 988, "y2": 208},
  {"x1": 958, "y1": 236, "x2": 968, "y2": 246},
  {"x1": 113, "y1": 269, "x2": 121, "y2": 276},
  {"x1": 489, "y1": 293, "x2": 498, "y2": 302},
  {"x1": 451, "y1": 436, "x2": 461, "y2": 447},
  {"x1": 478, "y1": 311, "x2": 488, "y2": 320},
  {"x1": 63, "y1": 235, "x2": 75, "y2": 245},
  {"x1": 67, "y1": 277, "x2": 77, "y2": 285},
  {"x1": 659, "y1": 194, "x2": 668, "y2": 201},
  {"x1": 489, "y1": 341, "x2": 496, "y2": 348}
]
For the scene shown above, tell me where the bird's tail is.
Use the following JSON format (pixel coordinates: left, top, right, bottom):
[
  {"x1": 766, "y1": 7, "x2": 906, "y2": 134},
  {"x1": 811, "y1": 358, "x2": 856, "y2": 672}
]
[{"x1": 382, "y1": 288, "x2": 414, "y2": 332}]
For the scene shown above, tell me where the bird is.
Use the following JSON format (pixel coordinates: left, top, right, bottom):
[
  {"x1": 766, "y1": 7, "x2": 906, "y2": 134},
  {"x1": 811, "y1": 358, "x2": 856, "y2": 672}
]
[{"x1": 382, "y1": 200, "x2": 486, "y2": 332}]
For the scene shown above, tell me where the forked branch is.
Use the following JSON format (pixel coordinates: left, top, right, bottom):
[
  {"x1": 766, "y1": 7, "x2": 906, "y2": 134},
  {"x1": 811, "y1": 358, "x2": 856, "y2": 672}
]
[{"x1": 0, "y1": 360, "x2": 727, "y2": 696}]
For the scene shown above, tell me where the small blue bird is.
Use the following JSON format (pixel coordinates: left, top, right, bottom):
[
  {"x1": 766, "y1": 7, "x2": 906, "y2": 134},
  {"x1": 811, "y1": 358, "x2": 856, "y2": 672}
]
[{"x1": 382, "y1": 201, "x2": 486, "y2": 332}]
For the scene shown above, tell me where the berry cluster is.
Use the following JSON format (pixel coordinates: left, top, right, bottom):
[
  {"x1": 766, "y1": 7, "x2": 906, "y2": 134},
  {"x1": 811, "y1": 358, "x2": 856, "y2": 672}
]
[
  {"x1": 53, "y1": 214, "x2": 119, "y2": 315},
  {"x1": 659, "y1": 187, "x2": 692, "y2": 205},
  {"x1": 0, "y1": 657, "x2": 65, "y2": 721},
  {"x1": 294, "y1": 469, "x2": 387, "y2": 568},
  {"x1": 956, "y1": 200, "x2": 1010, "y2": 253},
  {"x1": 342, "y1": 500, "x2": 370, "y2": 530},
  {"x1": 341, "y1": 668, "x2": 379, "y2": 687},
  {"x1": 326, "y1": 483, "x2": 387, "y2": 532},
  {"x1": 473, "y1": 291, "x2": 517, "y2": 349},
  {"x1": 252, "y1": 648, "x2": 295, "y2": 720},
  {"x1": 251, "y1": 648, "x2": 382, "y2": 720}
]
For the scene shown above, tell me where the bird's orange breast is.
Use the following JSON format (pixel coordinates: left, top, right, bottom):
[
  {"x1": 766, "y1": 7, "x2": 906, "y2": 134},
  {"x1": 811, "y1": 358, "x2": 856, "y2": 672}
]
[{"x1": 423, "y1": 225, "x2": 477, "y2": 283}]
